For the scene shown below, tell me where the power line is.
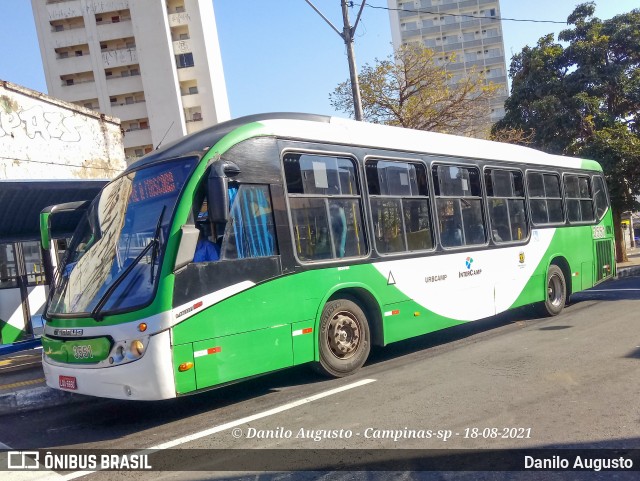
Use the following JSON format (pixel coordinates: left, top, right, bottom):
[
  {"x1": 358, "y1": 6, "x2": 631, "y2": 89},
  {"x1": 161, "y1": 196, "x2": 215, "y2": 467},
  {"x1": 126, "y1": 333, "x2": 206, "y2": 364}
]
[{"x1": 359, "y1": 2, "x2": 570, "y2": 25}]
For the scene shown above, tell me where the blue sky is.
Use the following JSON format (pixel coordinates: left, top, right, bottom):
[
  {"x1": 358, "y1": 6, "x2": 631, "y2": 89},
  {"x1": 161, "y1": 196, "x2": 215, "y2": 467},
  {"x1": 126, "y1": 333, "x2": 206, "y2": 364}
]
[{"x1": 1, "y1": 1, "x2": 637, "y2": 119}]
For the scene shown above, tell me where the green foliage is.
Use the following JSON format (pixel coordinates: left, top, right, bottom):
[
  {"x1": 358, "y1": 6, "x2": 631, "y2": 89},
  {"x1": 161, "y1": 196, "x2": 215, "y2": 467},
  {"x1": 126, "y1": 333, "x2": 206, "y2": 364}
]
[
  {"x1": 493, "y1": 2, "x2": 640, "y2": 215},
  {"x1": 330, "y1": 45, "x2": 499, "y2": 137}
]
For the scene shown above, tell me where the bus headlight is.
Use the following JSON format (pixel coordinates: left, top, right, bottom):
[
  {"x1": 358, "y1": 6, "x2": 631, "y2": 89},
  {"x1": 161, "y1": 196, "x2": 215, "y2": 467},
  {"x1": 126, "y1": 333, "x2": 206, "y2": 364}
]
[
  {"x1": 129, "y1": 339, "x2": 145, "y2": 358},
  {"x1": 109, "y1": 337, "x2": 149, "y2": 365}
]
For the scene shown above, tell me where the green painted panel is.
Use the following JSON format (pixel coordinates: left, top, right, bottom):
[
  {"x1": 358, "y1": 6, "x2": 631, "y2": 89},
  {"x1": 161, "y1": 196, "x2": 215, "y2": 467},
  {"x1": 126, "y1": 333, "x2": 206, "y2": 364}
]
[
  {"x1": 291, "y1": 320, "x2": 315, "y2": 365},
  {"x1": 581, "y1": 262, "x2": 594, "y2": 290},
  {"x1": 41, "y1": 336, "x2": 111, "y2": 364},
  {"x1": 172, "y1": 343, "x2": 196, "y2": 394},
  {"x1": 193, "y1": 324, "x2": 293, "y2": 389},
  {"x1": 382, "y1": 300, "x2": 464, "y2": 345}
]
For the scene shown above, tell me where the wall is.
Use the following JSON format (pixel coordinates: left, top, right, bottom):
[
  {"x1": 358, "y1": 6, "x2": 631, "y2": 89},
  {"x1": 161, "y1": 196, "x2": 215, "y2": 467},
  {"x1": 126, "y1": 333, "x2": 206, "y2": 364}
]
[{"x1": 0, "y1": 80, "x2": 125, "y2": 180}]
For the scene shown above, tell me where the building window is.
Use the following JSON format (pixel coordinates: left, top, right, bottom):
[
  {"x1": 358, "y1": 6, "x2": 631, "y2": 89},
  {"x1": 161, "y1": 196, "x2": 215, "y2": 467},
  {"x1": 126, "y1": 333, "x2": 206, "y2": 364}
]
[
  {"x1": 65, "y1": 79, "x2": 74, "y2": 86},
  {"x1": 59, "y1": 51, "x2": 69, "y2": 59},
  {"x1": 188, "y1": 86, "x2": 198, "y2": 95},
  {"x1": 175, "y1": 52, "x2": 194, "y2": 69},
  {"x1": 192, "y1": 112, "x2": 202, "y2": 121},
  {"x1": 176, "y1": 5, "x2": 185, "y2": 13},
  {"x1": 130, "y1": 68, "x2": 139, "y2": 76},
  {"x1": 111, "y1": 16, "x2": 120, "y2": 23}
]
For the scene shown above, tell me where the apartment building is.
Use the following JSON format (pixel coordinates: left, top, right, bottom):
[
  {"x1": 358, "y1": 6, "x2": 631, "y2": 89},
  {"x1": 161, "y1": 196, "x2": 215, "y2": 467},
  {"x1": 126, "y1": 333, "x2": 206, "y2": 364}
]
[
  {"x1": 32, "y1": 0, "x2": 230, "y2": 162},
  {"x1": 388, "y1": 0, "x2": 509, "y2": 134}
]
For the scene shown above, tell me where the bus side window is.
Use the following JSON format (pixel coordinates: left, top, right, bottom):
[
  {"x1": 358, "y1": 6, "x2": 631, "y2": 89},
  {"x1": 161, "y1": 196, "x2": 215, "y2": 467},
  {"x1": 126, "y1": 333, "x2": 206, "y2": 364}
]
[
  {"x1": 221, "y1": 184, "x2": 277, "y2": 259},
  {"x1": 433, "y1": 164, "x2": 485, "y2": 247}
]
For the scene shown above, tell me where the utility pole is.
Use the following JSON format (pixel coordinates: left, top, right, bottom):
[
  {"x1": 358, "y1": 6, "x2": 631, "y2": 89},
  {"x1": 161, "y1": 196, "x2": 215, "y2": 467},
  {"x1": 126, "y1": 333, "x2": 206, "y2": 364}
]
[{"x1": 305, "y1": 0, "x2": 365, "y2": 121}]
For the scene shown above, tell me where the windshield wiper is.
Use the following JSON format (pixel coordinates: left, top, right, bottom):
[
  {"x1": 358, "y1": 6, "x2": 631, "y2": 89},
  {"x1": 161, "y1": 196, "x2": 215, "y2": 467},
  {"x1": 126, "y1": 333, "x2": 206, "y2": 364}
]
[
  {"x1": 90, "y1": 207, "x2": 166, "y2": 321},
  {"x1": 150, "y1": 206, "x2": 166, "y2": 284}
]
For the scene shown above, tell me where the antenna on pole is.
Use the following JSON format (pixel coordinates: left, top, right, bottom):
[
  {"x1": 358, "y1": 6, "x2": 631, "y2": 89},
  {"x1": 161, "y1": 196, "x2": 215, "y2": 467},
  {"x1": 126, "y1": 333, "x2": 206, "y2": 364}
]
[
  {"x1": 155, "y1": 121, "x2": 175, "y2": 150},
  {"x1": 305, "y1": 0, "x2": 365, "y2": 121}
]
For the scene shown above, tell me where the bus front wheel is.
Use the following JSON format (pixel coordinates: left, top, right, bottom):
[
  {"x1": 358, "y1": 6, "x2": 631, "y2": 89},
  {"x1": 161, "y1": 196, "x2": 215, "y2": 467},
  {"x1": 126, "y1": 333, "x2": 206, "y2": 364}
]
[
  {"x1": 314, "y1": 298, "x2": 371, "y2": 378},
  {"x1": 542, "y1": 265, "x2": 567, "y2": 316}
]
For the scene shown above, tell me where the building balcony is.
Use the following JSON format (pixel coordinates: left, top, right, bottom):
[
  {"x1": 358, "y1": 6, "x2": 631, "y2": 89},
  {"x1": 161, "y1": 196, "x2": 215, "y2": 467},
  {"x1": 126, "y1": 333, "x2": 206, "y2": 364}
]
[
  {"x1": 60, "y1": 80, "x2": 97, "y2": 102},
  {"x1": 47, "y1": 0, "x2": 82, "y2": 22},
  {"x1": 180, "y1": 92, "x2": 200, "y2": 109},
  {"x1": 123, "y1": 127, "x2": 152, "y2": 149},
  {"x1": 102, "y1": 47, "x2": 138, "y2": 69},
  {"x1": 186, "y1": 119, "x2": 204, "y2": 135},
  {"x1": 96, "y1": 19, "x2": 134, "y2": 42},
  {"x1": 55, "y1": 54, "x2": 92, "y2": 76},
  {"x1": 111, "y1": 101, "x2": 148, "y2": 121},
  {"x1": 172, "y1": 38, "x2": 192, "y2": 56},
  {"x1": 177, "y1": 66, "x2": 197, "y2": 82},
  {"x1": 168, "y1": 11, "x2": 192, "y2": 27},
  {"x1": 105, "y1": 74, "x2": 143, "y2": 96},
  {"x1": 50, "y1": 27, "x2": 87, "y2": 49},
  {"x1": 92, "y1": 0, "x2": 130, "y2": 15}
]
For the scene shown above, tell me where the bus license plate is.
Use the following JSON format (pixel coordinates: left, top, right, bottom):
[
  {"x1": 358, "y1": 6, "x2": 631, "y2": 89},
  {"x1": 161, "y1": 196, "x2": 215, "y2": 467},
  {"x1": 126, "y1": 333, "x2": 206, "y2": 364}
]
[{"x1": 59, "y1": 375, "x2": 77, "y2": 390}]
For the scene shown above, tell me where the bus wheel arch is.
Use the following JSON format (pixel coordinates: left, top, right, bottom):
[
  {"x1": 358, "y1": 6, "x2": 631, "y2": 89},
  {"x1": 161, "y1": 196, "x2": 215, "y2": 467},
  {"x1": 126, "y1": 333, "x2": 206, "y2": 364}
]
[
  {"x1": 542, "y1": 258, "x2": 571, "y2": 316},
  {"x1": 313, "y1": 289, "x2": 380, "y2": 378}
]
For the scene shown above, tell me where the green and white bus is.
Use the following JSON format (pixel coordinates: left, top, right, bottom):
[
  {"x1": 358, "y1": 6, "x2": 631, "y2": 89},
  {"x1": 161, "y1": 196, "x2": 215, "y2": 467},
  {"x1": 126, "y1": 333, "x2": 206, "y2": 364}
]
[{"x1": 40, "y1": 113, "x2": 614, "y2": 400}]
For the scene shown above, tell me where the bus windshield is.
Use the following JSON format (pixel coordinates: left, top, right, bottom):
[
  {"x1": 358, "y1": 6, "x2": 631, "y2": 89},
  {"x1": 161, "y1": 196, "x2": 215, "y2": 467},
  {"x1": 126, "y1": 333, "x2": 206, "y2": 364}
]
[{"x1": 47, "y1": 158, "x2": 196, "y2": 317}]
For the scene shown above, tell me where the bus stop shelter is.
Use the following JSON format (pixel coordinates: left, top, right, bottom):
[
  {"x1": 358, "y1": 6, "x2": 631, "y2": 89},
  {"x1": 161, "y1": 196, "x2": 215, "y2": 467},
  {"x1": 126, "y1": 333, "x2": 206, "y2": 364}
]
[{"x1": 0, "y1": 180, "x2": 106, "y2": 353}]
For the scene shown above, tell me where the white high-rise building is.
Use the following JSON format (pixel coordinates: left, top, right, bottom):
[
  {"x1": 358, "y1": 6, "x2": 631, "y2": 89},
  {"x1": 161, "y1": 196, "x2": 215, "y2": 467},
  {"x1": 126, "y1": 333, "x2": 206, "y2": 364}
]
[
  {"x1": 388, "y1": 0, "x2": 509, "y2": 135},
  {"x1": 32, "y1": 0, "x2": 230, "y2": 162}
]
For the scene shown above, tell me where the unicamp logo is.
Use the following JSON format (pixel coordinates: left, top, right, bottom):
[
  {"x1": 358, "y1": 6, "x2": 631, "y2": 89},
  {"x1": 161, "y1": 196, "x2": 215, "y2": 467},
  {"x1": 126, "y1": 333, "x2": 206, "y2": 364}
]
[{"x1": 459, "y1": 257, "x2": 482, "y2": 278}]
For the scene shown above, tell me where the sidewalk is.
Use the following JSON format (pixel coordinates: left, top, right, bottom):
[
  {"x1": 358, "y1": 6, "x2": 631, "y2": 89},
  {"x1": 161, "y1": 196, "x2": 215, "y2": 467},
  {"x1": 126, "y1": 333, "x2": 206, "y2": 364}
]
[{"x1": 2, "y1": 249, "x2": 639, "y2": 417}]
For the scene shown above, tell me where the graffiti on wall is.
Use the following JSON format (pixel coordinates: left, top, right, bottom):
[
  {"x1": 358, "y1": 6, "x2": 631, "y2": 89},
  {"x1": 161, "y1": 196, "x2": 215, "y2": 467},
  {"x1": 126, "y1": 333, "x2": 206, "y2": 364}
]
[{"x1": 0, "y1": 96, "x2": 81, "y2": 142}]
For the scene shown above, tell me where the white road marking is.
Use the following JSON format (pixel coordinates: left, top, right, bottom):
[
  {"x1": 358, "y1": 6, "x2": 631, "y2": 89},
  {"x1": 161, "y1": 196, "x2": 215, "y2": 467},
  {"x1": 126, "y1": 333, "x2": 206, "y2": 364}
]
[
  {"x1": 52, "y1": 378, "x2": 377, "y2": 480},
  {"x1": 586, "y1": 289, "x2": 640, "y2": 292}
]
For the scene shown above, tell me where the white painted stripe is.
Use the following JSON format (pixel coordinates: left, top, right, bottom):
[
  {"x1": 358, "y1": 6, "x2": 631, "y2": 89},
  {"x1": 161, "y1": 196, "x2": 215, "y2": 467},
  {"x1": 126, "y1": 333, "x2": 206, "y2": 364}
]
[
  {"x1": 172, "y1": 280, "x2": 255, "y2": 321},
  {"x1": 54, "y1": 378, "x2": 376, "y2": 480},
  {"x1": 587, "y1": 289, "x2": 640, "y2": 292}
]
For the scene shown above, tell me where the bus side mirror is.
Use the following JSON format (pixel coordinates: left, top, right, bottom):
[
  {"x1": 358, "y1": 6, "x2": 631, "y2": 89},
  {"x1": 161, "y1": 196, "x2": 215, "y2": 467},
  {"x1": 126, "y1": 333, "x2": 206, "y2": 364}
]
[
  {"x1": 40, "y1": 201, "x2": 90, "y2": 251},
  {"x1": 207, "y1": 160, "x2": 240, "y2": 223},
  {"x1": 174, "y1": 224, "x2": 200, "y2": 272}
]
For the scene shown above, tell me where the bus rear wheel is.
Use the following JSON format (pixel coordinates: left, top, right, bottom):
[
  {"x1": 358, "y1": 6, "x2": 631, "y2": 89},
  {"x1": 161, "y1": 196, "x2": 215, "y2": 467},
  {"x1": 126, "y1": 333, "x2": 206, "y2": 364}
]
[
  {"x1": 541, "y1": 265, "x2": 566, "y2": 316},
  {"x1": 314, "y1": 298, "x2": 370, "y2": 378}
]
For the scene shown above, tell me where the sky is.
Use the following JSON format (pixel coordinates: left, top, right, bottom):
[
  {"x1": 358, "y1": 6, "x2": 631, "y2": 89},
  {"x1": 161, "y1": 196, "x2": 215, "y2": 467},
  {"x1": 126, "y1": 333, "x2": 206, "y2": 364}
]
[{"x1": 1, "y1": 1, "x2": 638, "y2": 120}]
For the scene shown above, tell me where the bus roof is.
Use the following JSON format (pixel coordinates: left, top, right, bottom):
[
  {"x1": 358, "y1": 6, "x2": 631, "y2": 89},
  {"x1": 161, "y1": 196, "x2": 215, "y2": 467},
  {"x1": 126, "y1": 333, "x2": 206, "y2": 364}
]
[{"x1": 128, "y1": 113, "x2": 602, "y2": 173}]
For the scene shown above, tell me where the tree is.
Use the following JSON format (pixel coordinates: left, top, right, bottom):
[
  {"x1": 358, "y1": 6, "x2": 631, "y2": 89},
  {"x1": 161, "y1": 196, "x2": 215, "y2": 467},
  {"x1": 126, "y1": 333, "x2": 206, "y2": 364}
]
[
  {"x1": 330, "y1": 45, "x2": 499, "y2": 137},
  {"x1": 493, "y1": 2, "x2": 640, "y2": 261}
]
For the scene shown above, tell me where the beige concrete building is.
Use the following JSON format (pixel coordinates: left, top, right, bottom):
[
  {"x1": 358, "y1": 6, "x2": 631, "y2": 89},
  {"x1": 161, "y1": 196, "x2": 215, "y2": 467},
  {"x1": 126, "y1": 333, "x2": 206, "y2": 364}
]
[
  {"x1": 32, "y1": 0, "x2": 230, "y2": 162},
  {"x1": 387, "y1": 0, "x2": 509, "y2": 134}
]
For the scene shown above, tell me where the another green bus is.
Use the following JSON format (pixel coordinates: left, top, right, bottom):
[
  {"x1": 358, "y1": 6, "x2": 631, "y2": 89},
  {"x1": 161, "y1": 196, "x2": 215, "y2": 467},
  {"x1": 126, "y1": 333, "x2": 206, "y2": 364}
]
[{"x1": 40, "y1": 113, "x2": 615, "y2": 400}]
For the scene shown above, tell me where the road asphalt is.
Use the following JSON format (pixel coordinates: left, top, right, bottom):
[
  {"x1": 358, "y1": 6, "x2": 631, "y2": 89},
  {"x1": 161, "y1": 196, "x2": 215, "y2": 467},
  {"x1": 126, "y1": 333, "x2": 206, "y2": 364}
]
[{"x1": 1, "y1": 249, "x2": 639, "y2": 417}]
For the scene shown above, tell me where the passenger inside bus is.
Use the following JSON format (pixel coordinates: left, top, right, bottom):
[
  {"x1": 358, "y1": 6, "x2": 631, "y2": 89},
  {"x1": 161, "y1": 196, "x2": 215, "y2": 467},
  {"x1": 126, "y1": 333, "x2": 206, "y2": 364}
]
[{"x1": 194, "y1": 221, "x2": 220, "y2": 262}]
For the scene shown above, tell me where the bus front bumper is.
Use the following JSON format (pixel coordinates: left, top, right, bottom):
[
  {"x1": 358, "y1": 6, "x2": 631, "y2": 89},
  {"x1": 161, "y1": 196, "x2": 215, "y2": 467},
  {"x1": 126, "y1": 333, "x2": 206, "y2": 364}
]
[{"x1": 42, "y1": 330, "x2": 176, "y2": 401}]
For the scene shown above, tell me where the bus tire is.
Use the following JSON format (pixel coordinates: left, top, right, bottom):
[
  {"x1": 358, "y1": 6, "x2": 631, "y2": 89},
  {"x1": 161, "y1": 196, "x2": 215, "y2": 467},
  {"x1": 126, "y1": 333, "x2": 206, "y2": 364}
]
[
  {"x1": 542, "y1": 265, "x2": 566, "y2": 316},
  {"x1": 314, "y1": 298, "x2": 371, "y2": 378}
]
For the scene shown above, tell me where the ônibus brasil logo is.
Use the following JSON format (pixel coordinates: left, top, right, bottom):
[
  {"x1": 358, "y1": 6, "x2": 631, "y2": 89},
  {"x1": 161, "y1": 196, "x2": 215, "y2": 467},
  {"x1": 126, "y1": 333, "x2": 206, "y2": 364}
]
[{"x1": 460, "y1": 257, "x2": 482, "y2": 278}]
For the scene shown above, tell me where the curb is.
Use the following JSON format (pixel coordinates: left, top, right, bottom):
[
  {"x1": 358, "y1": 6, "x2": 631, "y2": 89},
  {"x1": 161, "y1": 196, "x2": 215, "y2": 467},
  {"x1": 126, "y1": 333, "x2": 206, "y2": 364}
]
[
  {"x1": 616, "y1": 265, "x2": 640, "y2": 278},
  {"x1": 0, "y1": 386, "x2": 91, "y2": 417}
]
